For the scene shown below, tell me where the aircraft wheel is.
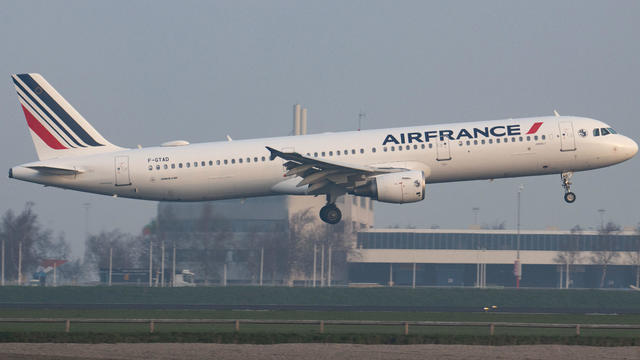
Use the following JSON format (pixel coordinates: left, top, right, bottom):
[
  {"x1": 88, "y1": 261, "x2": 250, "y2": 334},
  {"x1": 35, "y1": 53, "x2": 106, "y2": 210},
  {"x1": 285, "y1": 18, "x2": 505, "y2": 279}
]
[
  {"x1": 320, "y1": 204, "x2": 342, "y2": 224},
  {"x1": 564, "y1": 192, "x2": 576, "y2": 203}
]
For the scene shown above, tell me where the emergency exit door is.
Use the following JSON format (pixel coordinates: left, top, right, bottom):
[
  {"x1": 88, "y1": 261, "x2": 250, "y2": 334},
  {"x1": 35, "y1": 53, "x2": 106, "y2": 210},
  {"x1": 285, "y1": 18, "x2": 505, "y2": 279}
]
[{"x1": 436, "y1": 139, "x2": 452, "y2": 161}]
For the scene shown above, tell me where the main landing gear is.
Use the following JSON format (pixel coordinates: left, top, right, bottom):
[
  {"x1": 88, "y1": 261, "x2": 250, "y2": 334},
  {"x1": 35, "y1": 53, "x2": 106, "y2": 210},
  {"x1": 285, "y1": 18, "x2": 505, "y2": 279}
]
[
  {"x1": 561, "y1": 171, "x2": 576, "y2": 203},
  {"x1": 320, "y1": 193, "x2": 342, "y2": 224}
]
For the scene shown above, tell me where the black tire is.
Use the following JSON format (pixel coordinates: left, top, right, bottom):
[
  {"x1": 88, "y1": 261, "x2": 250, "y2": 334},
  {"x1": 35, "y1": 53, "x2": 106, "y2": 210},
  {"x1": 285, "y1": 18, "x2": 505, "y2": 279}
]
[
  {"x1": 320, "y1": 205, "x2": 342, "y2": 224},
  {"x1": 564, "y1": 192, "x2": 576, "y2": 203}
]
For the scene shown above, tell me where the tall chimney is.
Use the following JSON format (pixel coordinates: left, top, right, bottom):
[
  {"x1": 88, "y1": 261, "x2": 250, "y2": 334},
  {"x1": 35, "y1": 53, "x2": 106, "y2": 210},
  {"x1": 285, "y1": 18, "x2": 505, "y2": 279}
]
[
  {"x1": 301, "y1": 108, "x2": 307, "y2": 135},
  {"x1": 293, "y1": 104, "x2": 301, "y2": 135}
]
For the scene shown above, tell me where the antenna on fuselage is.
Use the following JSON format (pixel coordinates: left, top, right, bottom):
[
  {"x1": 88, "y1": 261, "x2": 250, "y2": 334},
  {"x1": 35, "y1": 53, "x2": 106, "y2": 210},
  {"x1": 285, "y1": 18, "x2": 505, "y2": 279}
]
[
  {"x1": 358, "y1": 111, "x2": 366, "y2": 131},
  {"x1": 554, "y1": 110, "x2": 560, "y2": 117}
]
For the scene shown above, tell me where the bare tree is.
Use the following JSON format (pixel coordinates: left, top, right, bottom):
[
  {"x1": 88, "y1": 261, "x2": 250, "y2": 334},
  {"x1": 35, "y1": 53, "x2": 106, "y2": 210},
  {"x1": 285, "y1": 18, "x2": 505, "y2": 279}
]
[
  {"x1": 554, "y1": 225, "x2": 583, "y2": 288},
  {"x1": 84, "y1": 230, "x2": 141, "y2": 270},
  {"x1": 591, "y1": 221, "x2": 622, "y2": 288},
  {"x1": 0, "y1": 203, "x2": 71, "y2": 282}
]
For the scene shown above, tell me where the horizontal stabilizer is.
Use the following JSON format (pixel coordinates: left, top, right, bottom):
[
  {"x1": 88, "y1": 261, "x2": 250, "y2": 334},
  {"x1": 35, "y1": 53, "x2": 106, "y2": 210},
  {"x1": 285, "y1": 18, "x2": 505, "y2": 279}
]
[{"x1": 26, "y1": 165, "x2": 83, "y2": 175}]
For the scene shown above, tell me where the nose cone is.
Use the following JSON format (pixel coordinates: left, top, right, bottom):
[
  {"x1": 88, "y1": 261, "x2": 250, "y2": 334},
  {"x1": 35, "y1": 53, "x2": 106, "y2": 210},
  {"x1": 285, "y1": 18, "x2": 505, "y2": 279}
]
[{"x1": 620, "y1": 136, "x2": 638, "y2": 160}]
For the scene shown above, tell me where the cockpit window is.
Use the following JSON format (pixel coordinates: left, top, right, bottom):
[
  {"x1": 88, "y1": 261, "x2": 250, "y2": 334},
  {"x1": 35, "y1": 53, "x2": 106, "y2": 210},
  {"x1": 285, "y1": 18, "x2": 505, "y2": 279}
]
[
  {"x1": 593, "y1": 128, "x2": 600, "y2": 136},
  {"x1": 600, "y1": 128, "x2": 610, "y2": 136},
  {"x1": 608, "y1": 127, "x2": 617, "y2": 134}
]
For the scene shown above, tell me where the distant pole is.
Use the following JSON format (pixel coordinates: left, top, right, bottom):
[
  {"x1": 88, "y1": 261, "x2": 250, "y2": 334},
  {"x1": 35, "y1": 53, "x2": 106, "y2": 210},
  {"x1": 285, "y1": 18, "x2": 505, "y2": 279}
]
[
  {"x1": 1, "y1": 238, "x2": 4, "y2": 286},
  {"x1": 597, "y1": 209, "x2": 606, "y2": 230},
  {"x1": 161, "y1": 241, "x2": 165, "y2": 287},
  {"x1": 389, "y1": 263, "x2": 393, "y2": 287},
  {"x1": 412, "y1": 263, "x2": 416, "y2": 289},
  {"x1": 17, "y1": 241, "x2": 22, "y2": 286},
  {"x1": 472, "y1": 207, "x2": 480, "y2": 226},
  {"x1": 312, "y1": 244, "x2": 317, "y2": 287},
  {"x1": 53, "y1": 263, "x2": 57, "y2": 287},
  {"x1": 320, "y1": 244, "x2": 325, "y2": 287},
  {"x1": 259, "y1": 247, "x2": 264, "y2": 286},
  {"x1": 516, "y1": 184, "x2": 524, "y2": 288},
  {"x1": 108, "y1": 248, "x2": 113, "y2": 286},
  {"x1": 223, "y1": 263, "x2": 227, "y2": 287},
  {"x1": 148, "y1": 238, "x2": 153, "y2": 287},
  {"x1": 327, "y1": 245, "x2": 332, "y2": 287},
  {"x1": 172, "y1": 243, "x2": 176, "y2": 287}
]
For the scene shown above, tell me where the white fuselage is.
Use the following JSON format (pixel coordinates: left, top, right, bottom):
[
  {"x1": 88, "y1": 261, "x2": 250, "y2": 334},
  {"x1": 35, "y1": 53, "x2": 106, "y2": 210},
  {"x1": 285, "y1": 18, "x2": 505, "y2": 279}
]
[{"x1": 9, "y1": 116, "x2": 638, "y2": 202}]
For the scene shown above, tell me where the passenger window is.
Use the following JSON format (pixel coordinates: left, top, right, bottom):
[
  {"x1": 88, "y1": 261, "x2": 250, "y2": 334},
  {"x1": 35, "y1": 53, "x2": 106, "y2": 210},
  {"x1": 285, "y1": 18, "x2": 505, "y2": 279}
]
[
  {"x1": 254, "y1": 157, "x2": 258, "y2": 162},
  {"x1": 458, "y1": 141, "x2": 463, "y2": 146},
  {"x1": 179, "y1": 163, "x2": 183, "y2": 168},
  {"x1": 194, "y1": 162, "x2": 198, "y2": 167},
  {"x1": 398, "y1": 146, "x2": 402, "y2": 151},
  {"x1": 391, "y1": 146, "x2": 395, "y2": 151},
  {"x1": 321, "y1": 152, "x2": 326, "y2": 156},
  {"x1": 542, "y1": 135, "x2": 546, "y2": 140},
  {"x1": 351, "y1": 149, "x2": 356, "y2": 154},
  {"x1": 466, "y1": 140, "x2": 470, "y2": 146},
  {"x1": 201, "y1": 161, "x2": 206, "y2": 166},
  {"x1": 429, "y1": 143, "x2": 433, "y2": 148},
  {"x1": 261, "y1": 156, "x2": 266, "y2": 161},
  {"x1": 247, "y1": 157, "x2": 250, "y2": 163},
  {"x1": 156, "y1": 165, "x2": 160, "y2": 170},
  {"x1": 488, "y1": 139, "x2": 493, "y2": 144},
  {"x1": 526, "y1": 136, "x2": 530, "y2": 141},
  {"x1": 496, "y1": 138, "x2": 500, "y2": 143},
  {"x1": 511, "y1": 137, "x2": 516, "y2": 142},
  {"x1": 361, "y1": 148, "x2": 365, "y2": 153},
  {"x1": 421, "y1": 144, "x2": 425, "y2": 149},
  {"x1": 216, "y1": 160, "x2": 221, "y2": 165},
  {"x1": 413, "y1": 145, "x2": 417, "y2": 150},
  {"x1": 231, "y1": 159, "x2": 236, "y2": 164},
  {"x1": 148, "y1": 165, "x2": 153, "y2": 171},
  {"x1": 171, "y1": 164, "x2": 175, "y2": 169},
  {"x1": 329, "y1": 151, "x2": 333, "y2": 156},
  {"x1": 314, "y1": 152, "x2": 318, "y2": 157},
  {"x1": 337, "y1": 150, "x2": 341, "y2": 155},
  {"x1": 519, "y1": 137, "x2": 523, "y2": 142},
  {"x1": 473, "y1": 140, "x2": 478, "y2": 145},
  {"x1": 481, "y1": 139, "x2": 485, "y2": 145},
  {"x1": 163, "y1": 164, "x2": 168, "y2": 169},
  {"x1": 224, "y1": 160, "x2": 228, "y2": 165},
  {"x1": 593, "y1": 128, "x2": 600, "y2": 136},
  {"x1": 344, "y1": 149, "x2": 348, "y2": 154},
  {"x1": 186, "y1": 163, "x2": 190, "y2": 168},
  {"x1": 239, "y1": 158, "x2": 243, "y2": 163},
  {"x1": 372, "y1": 147, "x2": 376, "y2": 153},
  {"x1": 534, "y1": 135, "x2": 538, "y2": 141},
  {"x1": 383, "y1": 147, "x2": 388, "y2": 152}
]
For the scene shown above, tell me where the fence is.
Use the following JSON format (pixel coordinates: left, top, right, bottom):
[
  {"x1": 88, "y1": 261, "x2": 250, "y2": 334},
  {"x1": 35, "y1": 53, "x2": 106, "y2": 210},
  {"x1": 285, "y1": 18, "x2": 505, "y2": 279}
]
[{"x1": 1, "y1": 318, "x2": 639, "y2": 335}]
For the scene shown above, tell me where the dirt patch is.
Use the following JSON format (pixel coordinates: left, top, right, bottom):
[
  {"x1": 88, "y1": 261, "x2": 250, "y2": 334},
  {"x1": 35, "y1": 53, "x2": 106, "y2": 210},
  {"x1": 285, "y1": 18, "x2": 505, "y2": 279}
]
[{"x1": 1, "y1": 343, "x2": 639, "y2": 360}]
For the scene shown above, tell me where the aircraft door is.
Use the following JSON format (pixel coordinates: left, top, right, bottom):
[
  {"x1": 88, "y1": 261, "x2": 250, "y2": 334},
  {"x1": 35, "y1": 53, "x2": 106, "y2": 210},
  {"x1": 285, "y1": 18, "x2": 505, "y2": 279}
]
[
  {"x1": 559, "y1": 121, "x2": 576, "y2": 152},
  {"x1": 436, "y1": 138, "x2": 452, "y2": 161},
  {"x1": 115, "y1": 155, "x2": 131, "y2": 186}
]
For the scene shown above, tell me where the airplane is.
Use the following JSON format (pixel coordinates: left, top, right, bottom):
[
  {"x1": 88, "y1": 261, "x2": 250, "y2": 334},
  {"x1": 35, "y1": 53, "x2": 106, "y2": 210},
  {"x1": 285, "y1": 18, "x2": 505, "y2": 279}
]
[{"x1": 8, "y1": 73, "x2": 638, "y2": 224}]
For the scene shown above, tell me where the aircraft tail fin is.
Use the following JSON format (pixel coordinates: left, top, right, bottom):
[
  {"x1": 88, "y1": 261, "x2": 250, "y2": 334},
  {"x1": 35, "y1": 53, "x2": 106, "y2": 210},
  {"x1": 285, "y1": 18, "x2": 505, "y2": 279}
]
[{"x1": 11, "y1": 73, "x2": 124, "y2": 160}]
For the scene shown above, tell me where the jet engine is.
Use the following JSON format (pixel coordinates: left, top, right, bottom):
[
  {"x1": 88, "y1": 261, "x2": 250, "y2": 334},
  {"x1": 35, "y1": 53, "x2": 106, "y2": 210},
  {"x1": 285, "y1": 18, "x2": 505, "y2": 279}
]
[{"x1": 353, "y1": 170, "x2": 425, "y2": 203}]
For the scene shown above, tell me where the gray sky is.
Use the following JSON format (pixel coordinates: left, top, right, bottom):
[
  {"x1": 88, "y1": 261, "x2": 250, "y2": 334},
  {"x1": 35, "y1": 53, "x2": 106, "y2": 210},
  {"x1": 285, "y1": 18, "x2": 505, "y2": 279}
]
[{"x1": 1, "y1": 1, "x2": 639, "y2": 257}]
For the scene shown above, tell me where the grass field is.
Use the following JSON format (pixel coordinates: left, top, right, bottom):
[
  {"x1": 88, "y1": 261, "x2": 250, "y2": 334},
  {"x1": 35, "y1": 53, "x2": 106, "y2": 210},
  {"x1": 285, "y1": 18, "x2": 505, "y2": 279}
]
[
  {"x1": 1, "y1": 286, "x2": 640, "y2": 312},
  {"x1": 0, "y1": 309, "x2": 638, "y2": 338}
]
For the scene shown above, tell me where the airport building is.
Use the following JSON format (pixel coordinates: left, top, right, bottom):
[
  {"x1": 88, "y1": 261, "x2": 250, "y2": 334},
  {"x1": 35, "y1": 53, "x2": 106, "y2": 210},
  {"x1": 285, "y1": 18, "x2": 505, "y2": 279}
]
[{"x1": 349, "y1": 228, "x2": 640, "y2": 288}]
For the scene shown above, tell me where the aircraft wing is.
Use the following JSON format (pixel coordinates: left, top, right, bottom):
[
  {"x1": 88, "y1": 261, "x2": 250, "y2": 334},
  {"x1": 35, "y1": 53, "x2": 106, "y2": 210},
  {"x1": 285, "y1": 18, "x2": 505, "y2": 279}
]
[{"x1": 266, "y1": 146, "x2": 405, "y2": 194}]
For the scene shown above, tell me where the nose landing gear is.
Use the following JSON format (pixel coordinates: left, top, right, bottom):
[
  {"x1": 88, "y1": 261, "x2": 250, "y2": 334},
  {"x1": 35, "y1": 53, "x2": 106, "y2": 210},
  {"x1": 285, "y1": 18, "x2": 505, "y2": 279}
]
[{"x1": 561, "y1": 171, "x2": 576, "y2": 203}]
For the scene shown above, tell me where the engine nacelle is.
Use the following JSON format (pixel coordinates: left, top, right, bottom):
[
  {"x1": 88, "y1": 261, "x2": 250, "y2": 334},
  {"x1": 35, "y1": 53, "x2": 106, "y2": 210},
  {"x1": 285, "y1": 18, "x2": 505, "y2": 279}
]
[{"x1": 353, "y1": 170, "x2": 426, "y2": 203}]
